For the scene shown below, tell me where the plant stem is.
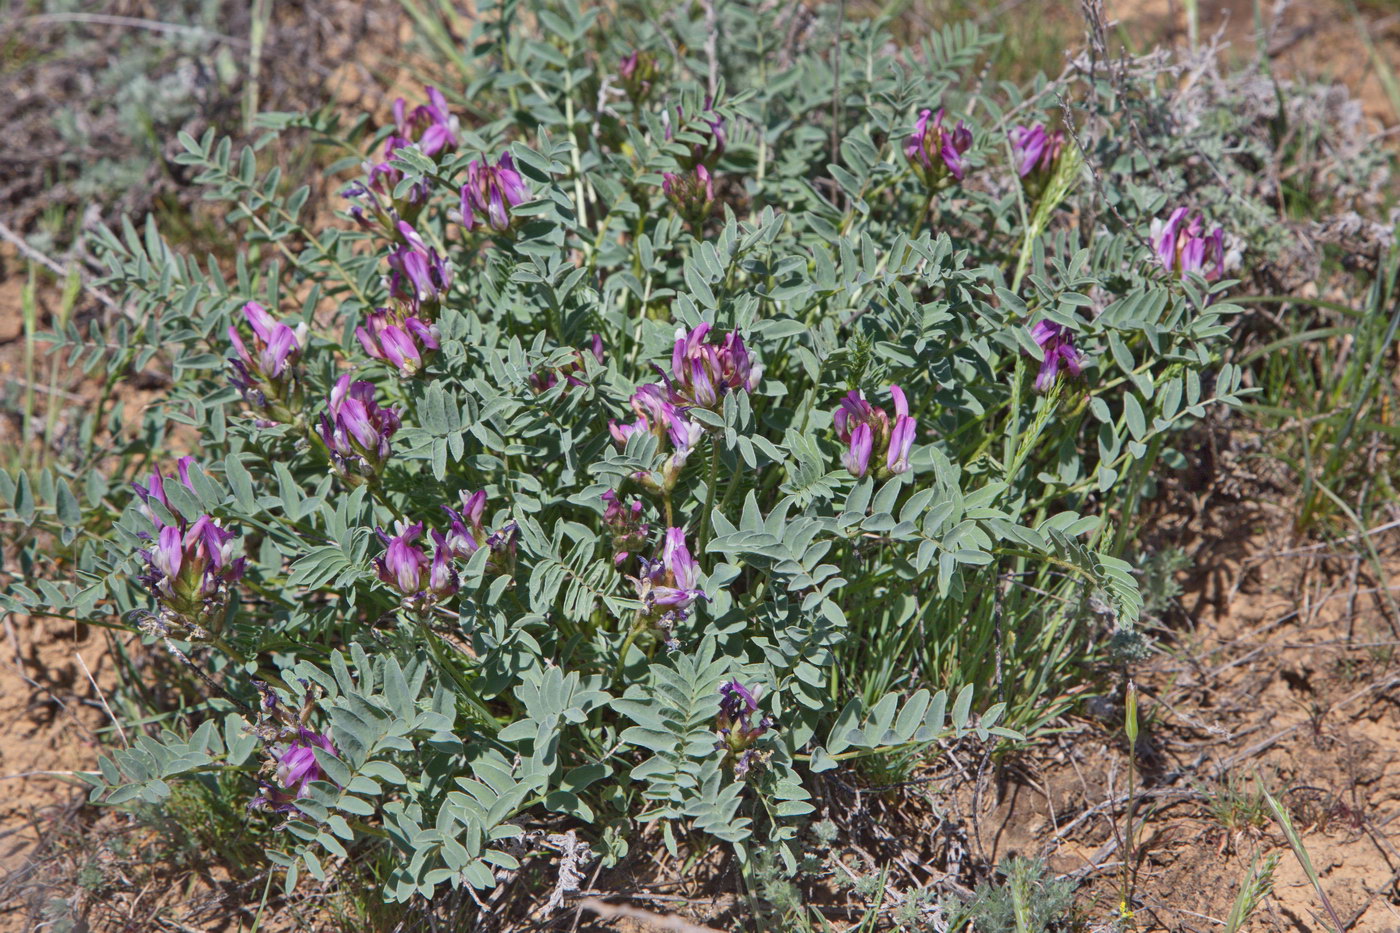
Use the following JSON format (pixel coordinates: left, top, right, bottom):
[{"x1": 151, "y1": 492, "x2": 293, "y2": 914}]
[{"x1": 698, "y1": 438, "x2": 721, "y2": 555}]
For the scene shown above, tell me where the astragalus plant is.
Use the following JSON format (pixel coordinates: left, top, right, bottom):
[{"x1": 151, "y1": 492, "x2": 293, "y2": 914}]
[{"x1": 2, "y1": 0, "x2": 1246, "y2": 912}]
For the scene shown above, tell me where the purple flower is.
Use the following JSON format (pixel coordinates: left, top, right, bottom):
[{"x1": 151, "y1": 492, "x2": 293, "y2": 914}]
[
  {"x1": 1029, "y1": 320, "x2": 1084, "y2": 392},
  {"x1": 132, "y1": 456, "x2": 198, "y2": 528},
  {"x1": 138, "y1": 514, "x2": 245, "y2": 619},
  {"x1": 442, "y1": 490, "x2": 517, "y2": 576},
  {"x1": 1010, "y1": 123, "x2": 1065, "y2": 198},
  {"x1": 251, "y1": 728, "x2": 338, "y2": 812},
  {"x1": 387, "y1": 222, "x2": 452, "y2": 313},
  {"x1": 318, "y1": 374, "x2": 402, "y2": 479},
  {"x1": 664, "y1": 323, "x2": 759, "y2": 411},
  {"x1": 529, "y1": 335, "x2": 605, "y2": 393},
  {"x1": 392, "y1": 86, "x2": 460, "y2": 158},
  {"x1": 356, "y1": 309, "x2": 440, "y2": 377},
  {"x1": 276, "y1": 728, "x2": 338, "y2": 796},
  {"x1": 1150, "y1": 207, "x2": 1226, "y2": 289},
  {"x1": 905, "y1": 107, "x2": 973, "y2": 188},
  {"x1": 843, "y1": 423, "x2": 873, "y2": 477},
  {"x1": 602, "y1": 490, "x2": 650, "y2": 566},
  {"x1": 372, "y1": 520, "x2": 458, "y2": 605},
  {"x1": 609, "y1": 384, "x2": 703, "y2": 491},
  {"x1": 460, "y1": 152, "x2": 530, "y2": 234},
  {"x1": 662, "y1": 165, "x2": 716, "y2": 226},
  {"x1": 228, "y1": 302, "x2": 309, "y2": 419},
  {"x1": 715, "y1": 680, "x2": 774, "y2": 778},
  {"x1": 443, "y1": 489, "x2": 488, "y2": 558},
  {"x1": 632, "y1": 527, "x2": 706, "y2": 614},
  {"x1": 668, "y1": 101, "x2": 726, "y2": 171},
  {"x1": 834, "y1": 385, "x2": 917, "y2": 478}
]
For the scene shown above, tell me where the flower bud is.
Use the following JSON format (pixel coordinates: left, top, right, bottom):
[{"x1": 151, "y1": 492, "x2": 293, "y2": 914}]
[
  {"x1": 602, "y1": 490, "x2": 650, "y2": 566},
  {"x1": 618, "y1": 51, "x2": 659, "y2": 103},
  {"x1": 663, "y1": 166, "x2": 715, "y2": 227}
]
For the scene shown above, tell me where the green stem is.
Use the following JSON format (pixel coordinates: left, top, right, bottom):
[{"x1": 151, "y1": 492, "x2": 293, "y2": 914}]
[
  {"x1": 411, "y1": 615, "x2": 496, "y2": 727},
  {"x1": 697, "y1": 439, "x2": 721, "y2": 555}
]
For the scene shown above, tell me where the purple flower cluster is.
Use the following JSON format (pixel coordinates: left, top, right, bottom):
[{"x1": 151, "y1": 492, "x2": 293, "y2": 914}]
[
  {"x1": 529, "y1": 335, "x2": 605, "y2": 394},
  {"x1": 373, "y1": 520, "x2": 459, "y2": 607},
  {"x1": 602, "y1": 490, "x2": 649, "y2": 567},
  {"x1": 133, "y1": 458, "x2": 244, "y2": 626},
  {"x1": 715, "y1": 680, "x2": 773, "y2": 778},
  {"x1": 318, "y1": 374, "x2": 403, "y2": 480},
  {"x1": 1151, "y1": 207, "x2": 1226, "y2": 287},
  {"x1": 392, "y1": 87, "x2": 460, "y2": 159},
  {"x1": 1010, "y1": 123, "x2": 1066, "y2": 198},
  {"x1": 905, "y1": 107, "x2": 973, "y2": 189},
  {"x1": 629, "y1": 527, "x2": 705, "y2": 627},
  {"x1": 664, "y1": 323, "x2": 759, "y2": 411},
  {"x1": 250, "y1": 728, "x2": 338, "y2": 813},
  {"x1": 460, "y1": 152, "x2": 531, "y2": 234},
  {"x1": 368, "y1": 491, "x2": 518, "y2": 609},
  {"x1": 834, "y1": 386, "x2": 917, "y2": 479},
  {"x1": 139, "y1": 514, "x2": 245, "y2": 623},
  {"x1": 609, "y1": 383, "x2": 703, "y2": 492},
  {"x1": 356, "y1": 308, "x2": 440, "y2": 378},
  {"x1": 1029, "y1": 321, "x2": 1083, "y2": 392},
  {"x1": 442, "y1": 489, "x2": 519, "y2": 574},
  {"x1": 348, "y1": 86, "x2": 459, "y2": 232},
  {"x1": 228, "y1": 302, "x2": 309, "y2": 422},
  {"x1": 662, "y1": 165, "x2": 715, "y2": 226},
  {"x1": 387, "y1": 221, "x2": 452, "y2": 314}
]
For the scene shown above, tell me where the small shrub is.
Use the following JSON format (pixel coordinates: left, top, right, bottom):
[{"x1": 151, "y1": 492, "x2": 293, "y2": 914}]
[{"x1": 1, "y1": 0, "x2": 1262, "y2": 919}]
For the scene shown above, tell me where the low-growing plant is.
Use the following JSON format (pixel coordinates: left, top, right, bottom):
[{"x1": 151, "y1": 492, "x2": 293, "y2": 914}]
[
  {"x1": 2, "y1": 0, "x2": 1258, "y2": 920},
  {"x1": 950, "y1": 857, "x2": 1079, "y2": 933}
]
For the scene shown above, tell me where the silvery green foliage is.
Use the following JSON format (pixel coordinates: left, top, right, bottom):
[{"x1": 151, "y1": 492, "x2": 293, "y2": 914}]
[{"x1": 2, "y1": 0, "x2": 1247, "y2": 907}]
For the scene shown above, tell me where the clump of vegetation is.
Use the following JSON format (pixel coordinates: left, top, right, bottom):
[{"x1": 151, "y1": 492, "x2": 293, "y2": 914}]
[{"x1": 0, "y1": 0, "x2": 1392, "y2": 928}]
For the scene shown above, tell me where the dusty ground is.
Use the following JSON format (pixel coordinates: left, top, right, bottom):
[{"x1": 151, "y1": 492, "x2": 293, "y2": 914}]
[
  {"x1": 1, "y1": 0, "x2": 1398, "y2": 930},
  {"x1": 972, "y1": 500, "x2": 1400, "y2": 931}
]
